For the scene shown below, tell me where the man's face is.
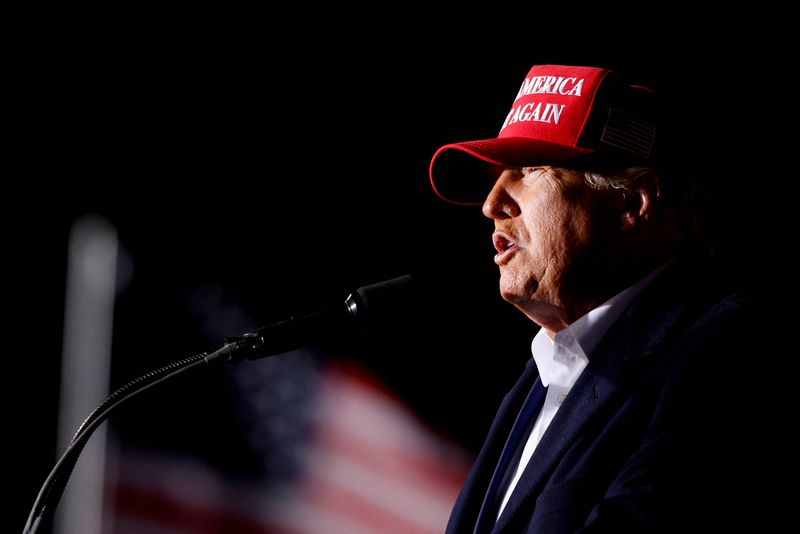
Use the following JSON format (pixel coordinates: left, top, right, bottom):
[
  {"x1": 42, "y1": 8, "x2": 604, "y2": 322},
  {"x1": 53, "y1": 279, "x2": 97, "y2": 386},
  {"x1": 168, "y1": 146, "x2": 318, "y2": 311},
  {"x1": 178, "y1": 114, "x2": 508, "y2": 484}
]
[{"x1": 483, "y1": 166, "x2": 623, "y2": 333}]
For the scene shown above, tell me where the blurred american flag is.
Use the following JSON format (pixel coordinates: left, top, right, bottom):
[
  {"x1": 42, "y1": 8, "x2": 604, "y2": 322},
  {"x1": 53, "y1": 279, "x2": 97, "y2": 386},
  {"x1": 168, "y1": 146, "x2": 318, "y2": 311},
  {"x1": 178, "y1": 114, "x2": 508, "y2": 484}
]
[{"x1": 105, "y1": 355, "x2": 471, "y2": 534}]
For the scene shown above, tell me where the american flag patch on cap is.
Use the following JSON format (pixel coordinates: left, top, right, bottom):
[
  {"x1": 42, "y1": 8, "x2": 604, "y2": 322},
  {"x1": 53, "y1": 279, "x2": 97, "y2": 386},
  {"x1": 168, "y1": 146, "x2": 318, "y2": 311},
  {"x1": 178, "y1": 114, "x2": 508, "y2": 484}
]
[{"x1": 600, "y1": 108, "x2": 655, "y2": 159}]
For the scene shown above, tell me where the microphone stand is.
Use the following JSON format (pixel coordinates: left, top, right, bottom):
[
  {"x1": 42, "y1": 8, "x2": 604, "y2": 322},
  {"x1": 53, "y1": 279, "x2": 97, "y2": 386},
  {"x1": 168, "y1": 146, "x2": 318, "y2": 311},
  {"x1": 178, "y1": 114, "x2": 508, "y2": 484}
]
[
  {"x1": 22, "y1": 273, "x2": 413, "y2": 534},
  {"x1": 22, "y1": 335, "x2": 264, "y2": 534}
]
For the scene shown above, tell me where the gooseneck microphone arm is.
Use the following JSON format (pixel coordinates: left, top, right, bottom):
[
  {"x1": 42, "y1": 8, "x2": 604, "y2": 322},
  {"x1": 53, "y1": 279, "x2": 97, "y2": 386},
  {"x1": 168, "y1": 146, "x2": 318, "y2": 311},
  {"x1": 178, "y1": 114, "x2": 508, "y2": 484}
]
[
  {"x1": 22, "y1": 354, "x2": 209, "y2": 534},
  {"x1": 22, "y1": 274, "x2": 413, "y2": 534}
]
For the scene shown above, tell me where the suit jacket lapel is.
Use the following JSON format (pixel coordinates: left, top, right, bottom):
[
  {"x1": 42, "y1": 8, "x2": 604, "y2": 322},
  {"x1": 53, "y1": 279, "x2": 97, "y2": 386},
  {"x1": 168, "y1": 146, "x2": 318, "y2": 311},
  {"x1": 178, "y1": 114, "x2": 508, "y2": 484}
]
[
  {"x1": 494, "y1": 261, "x2": 698, "y2": 532},
  {"x1": 446, "y1": 358, "x2": 540, "y2": 533}
]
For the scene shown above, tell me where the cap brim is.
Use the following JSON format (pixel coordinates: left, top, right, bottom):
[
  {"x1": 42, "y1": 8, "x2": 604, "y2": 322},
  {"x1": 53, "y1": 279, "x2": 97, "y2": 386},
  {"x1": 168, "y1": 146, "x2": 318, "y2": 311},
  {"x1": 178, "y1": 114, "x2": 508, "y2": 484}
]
[{"x1": 429, "y1": 137, "x2": 592, "y2": 205}]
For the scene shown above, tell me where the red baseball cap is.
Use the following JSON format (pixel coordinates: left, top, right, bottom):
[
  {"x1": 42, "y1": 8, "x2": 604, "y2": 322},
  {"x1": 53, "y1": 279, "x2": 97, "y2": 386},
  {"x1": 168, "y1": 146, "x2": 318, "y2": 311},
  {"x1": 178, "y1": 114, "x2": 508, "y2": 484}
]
[{"x1": 429, "y1": 64, "x2": 658, "y2": 205}]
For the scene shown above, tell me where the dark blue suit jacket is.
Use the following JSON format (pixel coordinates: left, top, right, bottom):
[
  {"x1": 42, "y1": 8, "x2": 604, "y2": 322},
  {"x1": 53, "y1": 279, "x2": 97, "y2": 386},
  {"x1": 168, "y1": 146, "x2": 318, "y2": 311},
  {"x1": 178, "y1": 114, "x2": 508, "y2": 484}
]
[{"x1": 446, "y1": 255, "x2": 779, "y2": 533}]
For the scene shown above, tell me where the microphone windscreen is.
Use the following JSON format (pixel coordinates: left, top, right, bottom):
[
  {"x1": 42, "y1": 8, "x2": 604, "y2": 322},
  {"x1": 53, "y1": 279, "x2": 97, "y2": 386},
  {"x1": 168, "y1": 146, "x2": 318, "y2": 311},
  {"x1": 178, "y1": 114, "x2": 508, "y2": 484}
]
[{"x1": 354, "y1": 274, "x2": 415, "y2": 326}]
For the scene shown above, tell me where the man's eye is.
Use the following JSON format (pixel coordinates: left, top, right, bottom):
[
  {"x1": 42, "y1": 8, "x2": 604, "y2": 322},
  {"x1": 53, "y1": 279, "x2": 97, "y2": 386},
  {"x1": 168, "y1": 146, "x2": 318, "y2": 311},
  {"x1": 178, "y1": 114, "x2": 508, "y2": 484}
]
[{"x1": 521, "y1": 167, "x2": 545, "y2": 182}]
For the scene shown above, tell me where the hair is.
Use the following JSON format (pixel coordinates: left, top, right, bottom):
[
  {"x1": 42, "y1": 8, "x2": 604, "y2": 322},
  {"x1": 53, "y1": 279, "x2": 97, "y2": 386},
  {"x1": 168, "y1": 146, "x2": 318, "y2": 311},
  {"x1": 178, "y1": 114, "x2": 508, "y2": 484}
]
[
  {"x1": 580, "y1": 165, "x2": 704, "y2": 245},
  {"x1": 581, "y1": 166, "x2": 655, "y2": 195}
]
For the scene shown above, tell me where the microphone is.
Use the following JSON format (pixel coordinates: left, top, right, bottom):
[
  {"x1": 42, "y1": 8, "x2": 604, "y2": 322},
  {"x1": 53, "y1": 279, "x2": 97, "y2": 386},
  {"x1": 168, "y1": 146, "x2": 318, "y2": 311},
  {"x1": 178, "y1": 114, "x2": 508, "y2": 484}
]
[
  {"x1": 22, "y1": 274, "x2": 415, "y2": 534},
  {"x1": 206, "y1": 274, "x2": 415, "y2": 364}
]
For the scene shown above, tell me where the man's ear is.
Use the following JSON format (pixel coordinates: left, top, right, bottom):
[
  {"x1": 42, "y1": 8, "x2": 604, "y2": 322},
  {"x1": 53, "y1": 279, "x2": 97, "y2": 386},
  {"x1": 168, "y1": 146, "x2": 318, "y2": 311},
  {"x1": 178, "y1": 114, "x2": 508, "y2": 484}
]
[{"x1": 620, "y1": 171, "x2": 662, "y2": 231}]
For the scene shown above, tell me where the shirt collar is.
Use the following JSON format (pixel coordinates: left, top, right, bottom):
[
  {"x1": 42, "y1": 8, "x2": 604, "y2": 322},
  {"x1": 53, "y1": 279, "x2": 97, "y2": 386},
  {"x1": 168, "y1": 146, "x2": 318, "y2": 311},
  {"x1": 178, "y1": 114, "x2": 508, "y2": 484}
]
[{"x1": 531, "y1": 259, "x2": 673, "y2": 385}]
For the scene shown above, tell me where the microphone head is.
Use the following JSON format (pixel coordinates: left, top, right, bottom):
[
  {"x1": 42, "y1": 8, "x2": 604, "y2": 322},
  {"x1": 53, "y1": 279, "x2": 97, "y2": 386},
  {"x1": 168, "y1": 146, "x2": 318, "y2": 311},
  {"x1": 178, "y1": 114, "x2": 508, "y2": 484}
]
[{"x1": 350, "y1": 274, "x2": 415, "y2": 327}]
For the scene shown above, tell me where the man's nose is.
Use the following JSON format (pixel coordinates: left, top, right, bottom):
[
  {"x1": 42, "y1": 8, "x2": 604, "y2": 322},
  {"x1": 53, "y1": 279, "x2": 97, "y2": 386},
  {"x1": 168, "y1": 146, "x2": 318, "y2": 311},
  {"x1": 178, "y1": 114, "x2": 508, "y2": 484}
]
[{"x1": 482, "y1": 176, "x2": 520, "y2": 219}]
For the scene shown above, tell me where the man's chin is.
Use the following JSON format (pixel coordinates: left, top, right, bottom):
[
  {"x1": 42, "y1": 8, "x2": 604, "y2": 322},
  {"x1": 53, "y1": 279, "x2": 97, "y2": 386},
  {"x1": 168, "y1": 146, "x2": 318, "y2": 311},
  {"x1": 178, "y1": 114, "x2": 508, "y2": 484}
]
[{"x1": 498, "y1": 277, "x2": 533, "y2": 308}]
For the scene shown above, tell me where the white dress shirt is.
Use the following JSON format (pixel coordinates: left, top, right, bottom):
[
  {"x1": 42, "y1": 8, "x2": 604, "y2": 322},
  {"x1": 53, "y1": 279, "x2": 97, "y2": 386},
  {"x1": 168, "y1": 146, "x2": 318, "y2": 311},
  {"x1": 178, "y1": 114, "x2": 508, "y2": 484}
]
[{"x1": 497, "y1": 263, "x2": 670, "y2": 518}]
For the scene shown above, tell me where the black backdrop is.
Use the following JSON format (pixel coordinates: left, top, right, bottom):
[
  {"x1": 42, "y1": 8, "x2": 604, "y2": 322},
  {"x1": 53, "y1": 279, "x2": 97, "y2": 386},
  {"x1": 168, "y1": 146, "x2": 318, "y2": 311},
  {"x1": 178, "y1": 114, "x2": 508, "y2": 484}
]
[{"x1": 10, "y1": 19, "x2": 781, "y2": 533}]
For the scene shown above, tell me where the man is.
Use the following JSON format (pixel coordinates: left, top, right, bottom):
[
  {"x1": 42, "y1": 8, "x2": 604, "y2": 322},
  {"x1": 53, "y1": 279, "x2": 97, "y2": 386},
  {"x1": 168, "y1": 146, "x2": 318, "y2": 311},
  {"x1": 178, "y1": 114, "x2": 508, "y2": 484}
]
[{"x1": 429, "y1": 64, "x2": 773, "y2": 532}]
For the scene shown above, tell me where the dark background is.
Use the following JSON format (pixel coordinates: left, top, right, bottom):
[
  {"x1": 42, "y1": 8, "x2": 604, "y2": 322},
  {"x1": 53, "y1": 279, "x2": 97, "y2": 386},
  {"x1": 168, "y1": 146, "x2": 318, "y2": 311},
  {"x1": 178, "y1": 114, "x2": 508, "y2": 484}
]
[{"x1": 10, "y1": 17, "x2": 781, "y2": 533}]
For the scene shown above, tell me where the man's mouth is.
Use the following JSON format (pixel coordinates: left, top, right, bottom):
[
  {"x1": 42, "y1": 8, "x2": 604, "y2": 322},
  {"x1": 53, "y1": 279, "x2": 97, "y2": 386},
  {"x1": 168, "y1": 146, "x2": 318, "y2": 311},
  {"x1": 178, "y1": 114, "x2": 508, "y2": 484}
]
[{"x1": 493, "y1": 232, "x2": 519, "y2": 264}]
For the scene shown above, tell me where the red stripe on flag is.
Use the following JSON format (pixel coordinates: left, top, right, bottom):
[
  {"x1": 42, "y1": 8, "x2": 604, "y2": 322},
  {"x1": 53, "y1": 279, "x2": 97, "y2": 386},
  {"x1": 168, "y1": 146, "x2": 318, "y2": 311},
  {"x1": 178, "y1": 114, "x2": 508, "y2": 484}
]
[
  {"x1": 299, "y1": 476, "x2": 443, "y2": 534},
  {"x1": 113, "y1": 482, "x2": 300, "y2": 534}
]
